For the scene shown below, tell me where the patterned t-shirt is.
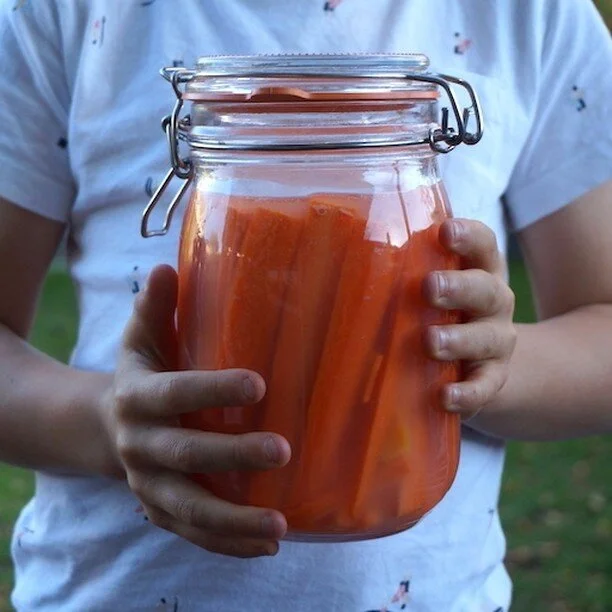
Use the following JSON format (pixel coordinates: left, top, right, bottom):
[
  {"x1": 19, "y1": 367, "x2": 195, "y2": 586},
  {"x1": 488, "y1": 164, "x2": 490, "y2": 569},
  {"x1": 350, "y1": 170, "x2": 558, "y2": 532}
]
[{"x1": 1, "y1": 1, "x2": 611, "y2": 610}]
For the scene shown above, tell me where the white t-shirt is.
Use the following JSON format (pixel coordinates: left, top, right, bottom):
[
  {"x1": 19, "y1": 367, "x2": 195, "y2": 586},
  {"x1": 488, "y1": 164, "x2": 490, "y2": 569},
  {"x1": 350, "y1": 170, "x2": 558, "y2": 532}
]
[{"x1": 1, "y1": 1, "x2": 611, "y2": 610}]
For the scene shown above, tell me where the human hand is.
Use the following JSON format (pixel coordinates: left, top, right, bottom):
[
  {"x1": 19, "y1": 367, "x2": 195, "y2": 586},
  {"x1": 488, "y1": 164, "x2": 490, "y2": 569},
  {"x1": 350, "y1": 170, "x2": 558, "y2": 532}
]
[
  {"x1": 424, "y1": 219, "x2": 517, "y2": 422},
  {"x1": 103, "y1": 265, "x2": 291, "y2": 558}
]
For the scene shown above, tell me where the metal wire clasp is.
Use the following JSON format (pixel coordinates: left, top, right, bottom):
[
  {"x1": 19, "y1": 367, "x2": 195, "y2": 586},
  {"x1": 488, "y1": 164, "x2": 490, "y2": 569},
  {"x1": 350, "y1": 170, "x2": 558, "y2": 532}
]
[
  {"x1": 141, "y1": 68, "x2": 195, "y2": 238},
  {"x1": 409, "y1": 73, "x2": 483, "y2": 153},
  {"x1": 141, "y1": 66, "x2": 484, "y2": 238}
]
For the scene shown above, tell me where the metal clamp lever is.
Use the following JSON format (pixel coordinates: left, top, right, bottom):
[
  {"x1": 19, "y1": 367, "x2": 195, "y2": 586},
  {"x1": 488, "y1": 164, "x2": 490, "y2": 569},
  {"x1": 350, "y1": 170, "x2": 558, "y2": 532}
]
[{"x1": 141, "y1": 69, "x2": 195, "y2": 238}]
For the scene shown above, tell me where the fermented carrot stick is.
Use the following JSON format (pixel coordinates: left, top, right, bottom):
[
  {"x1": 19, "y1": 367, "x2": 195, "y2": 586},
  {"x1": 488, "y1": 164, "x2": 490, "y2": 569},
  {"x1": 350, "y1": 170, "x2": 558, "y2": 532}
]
[
  {"x1": 219, "y1": 204, "x2": 304, "y2": 396},
  {"x1": 209, "y1": 205, "x2": 255, "y2": 430},
  {"x1": 248, "y1": 202, "x2": 356, "y2": 509},
  {"x1": 352, "y1": 228, "x2": 434, "y2": 522},
  {"x1": 218, "y1": 201, "x2": 302, "y2": 452},
  {"x1": 178, "y1": 193, "x2": 235, "y2": 434},
  {"x1": 289, "y1": 211, "x2": 401, "y2": 520},
  {"x1": 186, "y1": 205, "x2": 304, "y2": 504},
  {"x1": 218, "y1": 202, "x2": 253, "y2": 323}
]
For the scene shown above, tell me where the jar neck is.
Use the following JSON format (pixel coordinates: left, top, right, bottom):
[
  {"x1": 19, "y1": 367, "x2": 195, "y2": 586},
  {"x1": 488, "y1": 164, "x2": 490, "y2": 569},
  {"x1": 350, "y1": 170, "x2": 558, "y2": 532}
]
[{"x1": 187, "y1": 99, "x2": 438, "y2": 152}]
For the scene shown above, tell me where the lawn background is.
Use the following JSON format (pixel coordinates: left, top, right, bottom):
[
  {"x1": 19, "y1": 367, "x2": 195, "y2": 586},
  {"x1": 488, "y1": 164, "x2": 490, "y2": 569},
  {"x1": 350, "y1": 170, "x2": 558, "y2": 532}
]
[{"x1": 1, "y1": 4, "x2": 612, "y2": 610}]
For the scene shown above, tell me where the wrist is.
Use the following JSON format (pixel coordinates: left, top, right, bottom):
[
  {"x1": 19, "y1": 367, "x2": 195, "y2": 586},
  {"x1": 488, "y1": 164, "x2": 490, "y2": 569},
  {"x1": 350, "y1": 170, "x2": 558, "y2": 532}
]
[{"x1": 72, "y1": 370, "x2": 125, "y2": 478}]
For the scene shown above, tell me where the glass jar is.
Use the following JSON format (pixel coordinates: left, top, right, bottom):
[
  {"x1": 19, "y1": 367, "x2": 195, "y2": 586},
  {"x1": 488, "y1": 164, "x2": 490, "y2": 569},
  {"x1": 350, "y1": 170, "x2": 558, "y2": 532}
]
[{"x1": 142, "y1": 54, "x2": 483, "y2": 542}]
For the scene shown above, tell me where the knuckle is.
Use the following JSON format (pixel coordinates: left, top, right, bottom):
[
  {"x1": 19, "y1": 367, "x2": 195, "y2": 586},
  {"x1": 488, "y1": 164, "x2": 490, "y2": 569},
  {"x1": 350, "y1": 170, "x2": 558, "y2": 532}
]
[
  {"x1": 466, "y1": 383, "x2": 489, "y2": 407},
  {"x1": 485, "y1": 277, "x2": 504, "y2": 313},
  {"x1": 115, "y1": 429, "x2": 140, "y2": 464},
  {"x1": 441, "y1": 328, "x2": 461, "y2": 355},
  {"x1": 157, "y1": 375, "x2": 183, "y2": 405},
  {"x1": 174, "y1": 496, "x2": 199, "y2": 526},
  {"x1": 113, "y1": 383, "x2": 139, "y2": 420},
  {"x1": 494, "y1": 368, "x2": 509, "y2": 394},
  {"x1": 166, "y1": 435, "x2": 198, "y2": 473},
  {"x1": 126, "y1": 471, "x2": 148, "y2": 498},
  {"x1": 484, "y1": 239, "x2": 499, "y2": 260},
  {"x1": 503, "y1": 284, "x2": 516, "y2": 314},
  {"x1": 509, "y1": 321, "x2": 518, "y2": 344},
  {"x1": 477, "y1": 221, "x2": 499, "y2": 249},
  {"x1": 148, "y1": 508, "x2": 172, "y2": 531},
  {"x1": 505, "y1": 323, "x2": 518, "y2": 354},
  {"x1": 481, "y1": 323, "x2": 500, "y2": 359},
  {"x1": 217, "y1": 511, "x2": 243, "y2": 536},
  {"x1": 207, "y1": 370, "x2": 229, "y2": 405},
  {"x1": 229, "y1": 436, "x2": 248, "y2": 469}
]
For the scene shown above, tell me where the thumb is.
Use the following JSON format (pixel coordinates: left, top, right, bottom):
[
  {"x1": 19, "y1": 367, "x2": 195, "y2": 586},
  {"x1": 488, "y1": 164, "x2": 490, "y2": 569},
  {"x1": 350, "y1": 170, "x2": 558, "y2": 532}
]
[{"x1": 120, "y1": 264, "x2": 179, "y2": 372}]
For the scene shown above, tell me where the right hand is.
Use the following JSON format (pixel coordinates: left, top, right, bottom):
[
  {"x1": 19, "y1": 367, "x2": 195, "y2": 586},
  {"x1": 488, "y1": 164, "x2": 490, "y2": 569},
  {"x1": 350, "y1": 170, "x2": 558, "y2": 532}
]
[{"x1": 103, "y1": 265, "x2": 291, "y2": 558}]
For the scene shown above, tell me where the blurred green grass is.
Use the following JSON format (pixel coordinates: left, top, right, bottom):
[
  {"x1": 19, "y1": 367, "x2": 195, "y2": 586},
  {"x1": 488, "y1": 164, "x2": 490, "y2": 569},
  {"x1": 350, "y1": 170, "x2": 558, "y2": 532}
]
[{"x1": 1, "y1": 263, "x2": 610, "y2": 611}]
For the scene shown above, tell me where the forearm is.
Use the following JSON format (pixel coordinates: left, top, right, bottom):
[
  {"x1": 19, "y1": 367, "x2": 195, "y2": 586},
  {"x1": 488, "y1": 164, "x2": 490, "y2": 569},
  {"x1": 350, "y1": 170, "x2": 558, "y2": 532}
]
[
  {"x1": 471, "y1": 304, "x2": 612, "y2": 440},
  {"x1": 0, "y1": 323, "x2": 121, "y2": 476}
]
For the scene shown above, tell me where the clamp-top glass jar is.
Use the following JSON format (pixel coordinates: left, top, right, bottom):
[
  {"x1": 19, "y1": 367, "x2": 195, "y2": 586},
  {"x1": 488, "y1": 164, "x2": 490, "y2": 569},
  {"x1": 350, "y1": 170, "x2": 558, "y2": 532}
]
[{"x1": 143, "y1": 54, "x2": 483, "y2": 542}]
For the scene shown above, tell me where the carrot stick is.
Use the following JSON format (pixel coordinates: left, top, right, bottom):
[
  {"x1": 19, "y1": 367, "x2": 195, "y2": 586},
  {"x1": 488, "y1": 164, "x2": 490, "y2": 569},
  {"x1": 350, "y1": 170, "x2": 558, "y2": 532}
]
[
  {"x1": 219, "y1": 206, "x2": 304, "y2": 424},
  {"x1": 248, "y1": 201, "x2": 356, "y2": 510},
  {"x1": 289, "y1": 209, "x2": 401, "y2": 524},
  {"x1": 179, "y1": 194, "x2": 241, "y2": 434},
  {"x1": 183, "y1": 204, "x2": 304, "y2": 504},
  {"x1": 220, "y1": 205, "x2": 305, "y2": 367},
  {"x1": 351, "y1": 226, "x2": 434, "y2": 522}
]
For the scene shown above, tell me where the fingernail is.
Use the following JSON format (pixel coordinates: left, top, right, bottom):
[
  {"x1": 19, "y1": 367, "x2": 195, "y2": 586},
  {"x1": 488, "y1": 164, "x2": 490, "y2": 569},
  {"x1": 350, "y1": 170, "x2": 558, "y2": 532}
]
[
  {"x1": 261, "y1": 515, "x2": 281, "y2": 538},
  {"x1": 434, "y1": 329, "x2": 449, "y2": 355},
  {"x1": 243, "y1": 376, "x2": 258, "y2": 402},
  {"x1": 450, "y1": 220, "x2": 464, "y2": 244},
  {"x1": 446, "y1": 386, "x2": 461, "y2": 411},
  {"x1": 264, "y1": 436, "x2": 281, "y2": 464},
  {"x1": 434, "y1": 273, "x2": 448, "y2": 299}
]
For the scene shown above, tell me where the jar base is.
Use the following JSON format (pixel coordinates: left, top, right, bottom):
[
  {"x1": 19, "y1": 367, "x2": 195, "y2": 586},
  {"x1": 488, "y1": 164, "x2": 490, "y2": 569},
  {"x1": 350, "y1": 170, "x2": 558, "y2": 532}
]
[{"x1": 283, "y1": 517, "x2": 421, "y2": 544}]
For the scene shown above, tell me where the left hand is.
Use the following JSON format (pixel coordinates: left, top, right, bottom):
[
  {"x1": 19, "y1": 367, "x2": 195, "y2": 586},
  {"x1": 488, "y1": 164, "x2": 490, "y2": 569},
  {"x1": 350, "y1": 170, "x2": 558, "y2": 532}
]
[{"x1": 423, "y1": 218, "x2": 517, "y2": 422}]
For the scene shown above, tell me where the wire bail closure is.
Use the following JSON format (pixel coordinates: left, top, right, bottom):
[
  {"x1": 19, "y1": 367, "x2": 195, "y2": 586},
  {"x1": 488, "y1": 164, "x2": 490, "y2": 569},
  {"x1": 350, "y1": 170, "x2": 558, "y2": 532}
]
[{"x1": 141, "y1": 65, "x2": 483, "y2": 238}]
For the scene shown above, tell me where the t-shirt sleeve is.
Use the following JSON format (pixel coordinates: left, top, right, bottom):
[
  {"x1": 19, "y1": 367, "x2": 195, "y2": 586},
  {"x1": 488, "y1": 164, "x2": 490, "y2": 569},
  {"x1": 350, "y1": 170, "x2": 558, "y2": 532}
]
[
  {"x1": 0, "y1": 0, "x2": 74, "y2": 222},
  {"x1": 504, "y1": 0, "x2": 612, "y2": 231}
]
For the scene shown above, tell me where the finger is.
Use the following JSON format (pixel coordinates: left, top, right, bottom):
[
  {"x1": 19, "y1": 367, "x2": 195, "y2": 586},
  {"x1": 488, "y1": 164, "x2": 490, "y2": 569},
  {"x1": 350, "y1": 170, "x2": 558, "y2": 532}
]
[
  {"x1": 442, "y1": 363, "x2": 508, "y2": 419},
  {"x1": 439, "y1": 219, "x2": 505, "y2": 275},
  {"x1": 426, "y1": 321, "x2": 516, "y2": 361},
  {"x1": 144, "y1": 428, "x2": 292, "y2": 473},
  {"x1": 120, "y1": 264, "x2": 179, "y2": 372},
  {"x1": 130, "y1": 470, "x2": 288, "y2": 540},
  {"x1": 144, "y1": 506, "x2": 280, "y2": 558},
  {"x1": 424, "y1": 269, "x2": 515, "y2": 316},
  {"x1": 115, "y1": 368, "x2": 266, "y2": 420}
]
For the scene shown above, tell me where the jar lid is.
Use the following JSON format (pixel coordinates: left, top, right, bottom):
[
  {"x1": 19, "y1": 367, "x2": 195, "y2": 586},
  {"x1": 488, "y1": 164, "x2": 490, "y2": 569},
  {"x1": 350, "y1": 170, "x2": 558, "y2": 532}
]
[
  {"x1": 166, "y1": 54, "x2": 438, "y2": 102},
  {"x1": 193, "y1": 53, "x2": 430, "y2": 75}
]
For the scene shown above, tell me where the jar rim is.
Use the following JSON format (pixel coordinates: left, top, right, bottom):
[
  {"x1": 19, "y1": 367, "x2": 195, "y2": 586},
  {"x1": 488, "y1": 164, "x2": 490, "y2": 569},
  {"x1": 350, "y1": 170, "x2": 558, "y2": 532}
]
[
  {"x1": 192, "y1": 53, "x2": 430, "y2": 77},
  {"x1": 168, "y1": 54, "x2": 437, "y2": 103}
]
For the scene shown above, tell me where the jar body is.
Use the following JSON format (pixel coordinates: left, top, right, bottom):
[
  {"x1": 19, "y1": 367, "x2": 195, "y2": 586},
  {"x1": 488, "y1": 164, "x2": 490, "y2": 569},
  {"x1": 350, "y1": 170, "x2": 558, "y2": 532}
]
[{"x1": 177, "y1": 149, "x2": 460, "y2": 541}]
